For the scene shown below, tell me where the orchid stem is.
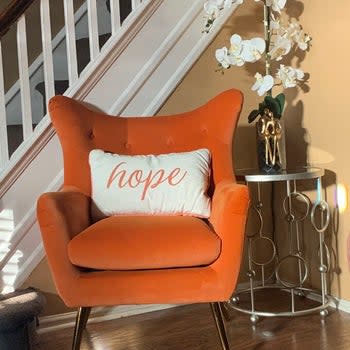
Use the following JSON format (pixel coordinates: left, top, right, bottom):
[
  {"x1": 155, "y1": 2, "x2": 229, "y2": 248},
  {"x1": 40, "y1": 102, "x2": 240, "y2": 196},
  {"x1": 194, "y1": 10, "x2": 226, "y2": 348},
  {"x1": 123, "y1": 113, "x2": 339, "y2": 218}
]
[{"x1": 264, "y1": 4, "x2": 272, "y2": 96}]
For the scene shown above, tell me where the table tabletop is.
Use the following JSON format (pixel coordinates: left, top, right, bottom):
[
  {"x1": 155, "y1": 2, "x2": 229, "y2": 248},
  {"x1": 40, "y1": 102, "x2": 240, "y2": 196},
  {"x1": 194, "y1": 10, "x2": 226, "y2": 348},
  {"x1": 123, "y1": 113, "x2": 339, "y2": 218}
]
[{"x1": 235, "y1": 167, "x2": 324, "y2": 182}]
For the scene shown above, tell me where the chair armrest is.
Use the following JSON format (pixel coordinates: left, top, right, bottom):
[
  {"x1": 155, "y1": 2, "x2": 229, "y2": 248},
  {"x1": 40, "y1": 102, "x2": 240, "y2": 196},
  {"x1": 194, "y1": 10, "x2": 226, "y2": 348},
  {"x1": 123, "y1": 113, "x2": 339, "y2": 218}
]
[
  {"x1": 209, "y1": 180, "x2": 250, "y2": 295},
  {"x1": 210, "y1": 180, "x2": 250, "y2": 234},
  {"x1": 36, "y1": 186, "x2": 91, "y2": 296}
]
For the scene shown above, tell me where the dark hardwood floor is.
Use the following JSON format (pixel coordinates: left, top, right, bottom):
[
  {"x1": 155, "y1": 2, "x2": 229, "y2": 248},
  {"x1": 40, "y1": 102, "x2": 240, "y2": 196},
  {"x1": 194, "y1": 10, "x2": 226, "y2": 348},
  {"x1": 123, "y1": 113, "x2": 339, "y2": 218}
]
[{"x1": 37, "y1": 296, "x2": 350, "y2": 350}]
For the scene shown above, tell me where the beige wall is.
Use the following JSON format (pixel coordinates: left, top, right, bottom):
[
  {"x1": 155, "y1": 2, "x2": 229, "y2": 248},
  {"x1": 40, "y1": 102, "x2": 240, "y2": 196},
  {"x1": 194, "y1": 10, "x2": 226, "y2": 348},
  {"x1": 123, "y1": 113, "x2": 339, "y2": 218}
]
[
  {"x1": 296, "y1": 0, "x2": 350, "y2": 298},
  {"x1": 160, "y1": 0, "x2": 350, "y2": 300},
  {"x1": 24, "y1": 0, "x2": 350, "y2": 313}
]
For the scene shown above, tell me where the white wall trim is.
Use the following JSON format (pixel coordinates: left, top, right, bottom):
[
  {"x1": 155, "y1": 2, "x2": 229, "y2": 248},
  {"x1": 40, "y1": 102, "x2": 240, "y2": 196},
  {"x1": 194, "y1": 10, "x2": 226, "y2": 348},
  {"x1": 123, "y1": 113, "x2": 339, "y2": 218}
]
[
  {"x1": 236, "y1": 282, "x2": 350, "y2": 314},
  {"x1": 108, "y1": 0, "x2": 202, "y2": 115},
  {"x1": 37, "y1": 289, "x2": 350, "y2": 335},
  {"x1": 333, "y1": 297, "x2": 350, "y2": 314},
  {"x1": 38, "y1": 304, "x2": 179, "y2": 334},
  {"x1": 307, "y1": 290, "x2": 350, "y2": 314}
]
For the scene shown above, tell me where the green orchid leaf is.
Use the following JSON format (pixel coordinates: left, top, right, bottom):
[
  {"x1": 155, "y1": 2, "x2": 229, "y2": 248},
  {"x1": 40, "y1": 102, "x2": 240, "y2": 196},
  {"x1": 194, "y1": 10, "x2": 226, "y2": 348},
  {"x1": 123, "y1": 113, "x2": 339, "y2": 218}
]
[
  {"x1": 258, "y1": 102, "x2": 266, "y2": 114},
  {"x1": 264, "y1": 95, "x2": 280, "y2": 117},
  {"x1": 248, "y1": 109, "x2": 260, "y2": 123},
  {"x1": 275, "y1": 93, "x2": 286, "y2": 115}
]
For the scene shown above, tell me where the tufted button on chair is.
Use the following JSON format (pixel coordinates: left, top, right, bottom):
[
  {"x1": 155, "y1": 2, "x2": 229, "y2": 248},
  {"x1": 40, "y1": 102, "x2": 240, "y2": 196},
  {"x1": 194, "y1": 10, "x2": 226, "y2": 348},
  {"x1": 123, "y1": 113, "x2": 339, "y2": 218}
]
[{"x1": 36, "y1": 89, "x2": 249, "y2": 350}]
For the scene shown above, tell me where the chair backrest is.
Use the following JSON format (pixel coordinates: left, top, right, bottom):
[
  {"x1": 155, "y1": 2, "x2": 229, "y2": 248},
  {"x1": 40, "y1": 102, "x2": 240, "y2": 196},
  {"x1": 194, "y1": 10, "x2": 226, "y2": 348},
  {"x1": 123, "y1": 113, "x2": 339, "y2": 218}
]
[{"x1": 48, "y1": 89, "x2": 243, "y2": 197}]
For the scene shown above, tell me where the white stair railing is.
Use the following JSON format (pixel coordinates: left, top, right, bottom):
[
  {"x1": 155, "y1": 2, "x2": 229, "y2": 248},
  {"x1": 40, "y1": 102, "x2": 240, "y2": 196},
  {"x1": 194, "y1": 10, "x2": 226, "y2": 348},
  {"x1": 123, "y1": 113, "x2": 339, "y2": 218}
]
[
  {"x1": 17, "y1": 14, "x2": 33, "y2": 141},
  {"x1": 0, "y1": 0, "x2": 144, "y2": 178},
  {"x1": 110, "y1": 0, "x2": 121, "y2": 35},
  {"x1": 87, "y1": 0, "x2": 100, "y2": 61},
  {"x1": 40, "y1": 0, "x2": 55, "y2": 107},
  {"x1": 0, "y1": 42, "x2": 8, "y2": 169},
  {"x1": 132, "y1": 0, "x2": 142, "y2": 10}
]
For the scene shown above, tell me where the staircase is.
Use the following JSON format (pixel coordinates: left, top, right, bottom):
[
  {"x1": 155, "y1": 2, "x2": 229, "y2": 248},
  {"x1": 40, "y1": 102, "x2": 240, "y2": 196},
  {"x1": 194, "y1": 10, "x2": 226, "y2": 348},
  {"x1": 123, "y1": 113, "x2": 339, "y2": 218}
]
[{"x1": 0, "y1": 0, "x2": 240, "y2": 293}]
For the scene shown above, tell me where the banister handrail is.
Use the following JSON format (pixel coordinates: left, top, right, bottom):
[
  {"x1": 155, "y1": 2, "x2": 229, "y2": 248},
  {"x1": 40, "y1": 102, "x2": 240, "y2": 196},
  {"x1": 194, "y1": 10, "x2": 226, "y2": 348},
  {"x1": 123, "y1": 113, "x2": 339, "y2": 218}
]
[{"x1": 0, "y1": 0, "x2": 36, "y2": 39}]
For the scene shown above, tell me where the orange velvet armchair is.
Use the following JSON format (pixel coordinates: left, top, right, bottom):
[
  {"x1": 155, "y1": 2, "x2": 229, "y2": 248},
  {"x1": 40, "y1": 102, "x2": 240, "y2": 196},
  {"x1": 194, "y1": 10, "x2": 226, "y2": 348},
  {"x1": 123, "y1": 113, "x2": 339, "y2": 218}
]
[{"x1": 36, "y1": 89, "x2": 249, "y2": 350}]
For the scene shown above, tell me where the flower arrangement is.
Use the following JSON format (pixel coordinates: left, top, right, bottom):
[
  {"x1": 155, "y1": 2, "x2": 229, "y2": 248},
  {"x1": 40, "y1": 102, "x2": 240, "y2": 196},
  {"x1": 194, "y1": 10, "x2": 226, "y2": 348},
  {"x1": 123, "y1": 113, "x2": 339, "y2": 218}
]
[{"x1": 203, "y1": 0, "x2": 311, "y2": 171}]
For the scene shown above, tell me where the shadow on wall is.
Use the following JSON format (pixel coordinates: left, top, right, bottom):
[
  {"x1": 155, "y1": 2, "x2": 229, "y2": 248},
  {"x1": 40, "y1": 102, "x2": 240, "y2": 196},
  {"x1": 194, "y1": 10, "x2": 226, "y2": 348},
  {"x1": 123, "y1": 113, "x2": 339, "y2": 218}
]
[
  {"x1": 234, "y1": 126, "x2": 257, "y2": 170},
  {"x1": 226, "y1": 0, "x2": 311, "y2": 169},
  {"x1": 271, "y1": 169, "x2": 341, "y2": 297},
  {"x1": 284, "y1": 88, "x2": 309, "y2": 168},
  {"x1": 323, "y1": 170, "x2": 342, "y2": 298}
]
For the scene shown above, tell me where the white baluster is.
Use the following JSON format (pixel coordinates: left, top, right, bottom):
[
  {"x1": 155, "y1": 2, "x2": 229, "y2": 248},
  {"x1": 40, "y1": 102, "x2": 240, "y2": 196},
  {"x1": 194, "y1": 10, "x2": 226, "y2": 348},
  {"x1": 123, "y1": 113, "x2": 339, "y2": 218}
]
[
  {"x1": 110, "y1": 0, "x2": 121, "y2": 35},
  {"x1": 0, "y1": 41, "x2": 9, "y2": 168},
  {"x1": 64, "y1": 0, "x2": 78, "y2": 85},
  {"x1": 17, "y1": 15, "x2": 33, "y2": 140},
  {"x1": 131, "y1": 0, "x2": 141, "y2": 10},
  {"x1": 40, "y1": 0, "x2": 55, "y2": 105},
  {"x1": 87, "y1": 0, "x2": 99, "y2": 61}
]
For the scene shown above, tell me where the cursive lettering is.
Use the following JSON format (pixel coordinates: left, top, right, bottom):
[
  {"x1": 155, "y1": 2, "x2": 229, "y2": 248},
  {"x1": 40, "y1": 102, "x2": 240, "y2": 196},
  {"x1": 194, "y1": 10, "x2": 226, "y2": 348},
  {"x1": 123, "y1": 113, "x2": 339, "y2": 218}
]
[{"x1": 106, "y1": 162, "x2": 187, "y2": 200}]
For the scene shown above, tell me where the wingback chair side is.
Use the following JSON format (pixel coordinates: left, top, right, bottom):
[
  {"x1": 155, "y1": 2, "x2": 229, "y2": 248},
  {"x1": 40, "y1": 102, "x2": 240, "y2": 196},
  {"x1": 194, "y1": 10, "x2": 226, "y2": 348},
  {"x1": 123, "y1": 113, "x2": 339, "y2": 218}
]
[{"x1": 37, "y1": 89, "x2": 250, "y2": 350}]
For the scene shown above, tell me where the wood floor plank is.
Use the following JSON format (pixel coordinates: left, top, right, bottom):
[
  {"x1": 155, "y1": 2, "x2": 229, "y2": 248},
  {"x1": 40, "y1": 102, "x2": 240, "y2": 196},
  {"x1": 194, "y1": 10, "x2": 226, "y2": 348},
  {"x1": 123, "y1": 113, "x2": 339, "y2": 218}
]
[{"x1": 37, "y1": 301, "x2": 350, "y2": 350}]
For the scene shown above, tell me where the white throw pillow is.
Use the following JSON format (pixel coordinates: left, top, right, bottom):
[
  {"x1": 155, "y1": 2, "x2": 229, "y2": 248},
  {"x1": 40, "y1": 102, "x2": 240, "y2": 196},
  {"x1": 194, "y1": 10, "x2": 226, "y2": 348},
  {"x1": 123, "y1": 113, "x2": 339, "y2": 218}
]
[{"x1": 89, "y1": 148, "x2": 211, "y2": 218}]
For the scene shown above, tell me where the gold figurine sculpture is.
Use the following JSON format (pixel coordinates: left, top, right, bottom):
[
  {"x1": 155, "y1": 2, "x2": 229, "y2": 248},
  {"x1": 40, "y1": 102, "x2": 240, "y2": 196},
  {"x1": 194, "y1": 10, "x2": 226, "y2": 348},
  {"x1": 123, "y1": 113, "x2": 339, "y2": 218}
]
[{"x1": 257, "y1": 108, "x2": 282, "y2": 167}]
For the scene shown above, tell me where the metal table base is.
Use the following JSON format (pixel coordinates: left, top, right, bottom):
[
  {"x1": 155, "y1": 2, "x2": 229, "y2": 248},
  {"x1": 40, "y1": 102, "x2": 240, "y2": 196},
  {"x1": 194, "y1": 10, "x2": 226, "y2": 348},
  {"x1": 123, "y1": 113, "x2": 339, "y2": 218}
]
[{"x1": 231, "y1": 167, "x2": 330, "y2": 322}]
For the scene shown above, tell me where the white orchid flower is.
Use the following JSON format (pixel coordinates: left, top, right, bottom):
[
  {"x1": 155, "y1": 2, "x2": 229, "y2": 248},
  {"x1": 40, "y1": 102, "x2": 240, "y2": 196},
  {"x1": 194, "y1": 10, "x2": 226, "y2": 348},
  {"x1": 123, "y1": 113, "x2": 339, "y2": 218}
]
[
  {"x1": 252, "y1": 73, "x2": 274, "y2": 96},
  {"x1": 276, "y1": 65, "x2": 304, "y2": 88},
  {"x1": 277, "y1": 21, "x2": 311, "y2": 52},
  {"x1": 231, "y1": 0, "x2": 244, "y2": 4},
  {"x1": 204, "y1": 0, "x2": 243, "y2": 16},
  {"x1": 215, "y1": 47, "x2": 231, "y2": 69},
  {"x1": 294, "y1": 31, "x2": 311, "y2": 50},
  {"x1": 270, "y1": 12, "x2": 280, "y2": 30},
  {"x1": 241, "y1": 37, "x2": 266, "y2": 62},
  {"x1": 270, "y1": 35, "x2": 292, "y2": 60},
  {"x1": 228, "y1": 34, "x2": 265, "y2": 64},
  {"x1": 281, "y1": 21, "x2": 300, "y2": 40},
  {"x1": 266, "y1": 0, "x2": 287, "y2": 13},
  {"x1": 225, "y1": 0, "x2": 244, "y2": 6},
  {"x1": 226, "y1": 35, "x2": 245, "y2": 66},
  {"x1": 204, "y1": 1, "x2": 221, "y2": 19},
  {"x1": 204, "y1": 0, "x2": 238, "y2": 15},
  {"x1": 229, "y1": 34, "x2": 243, "y2": 54}
]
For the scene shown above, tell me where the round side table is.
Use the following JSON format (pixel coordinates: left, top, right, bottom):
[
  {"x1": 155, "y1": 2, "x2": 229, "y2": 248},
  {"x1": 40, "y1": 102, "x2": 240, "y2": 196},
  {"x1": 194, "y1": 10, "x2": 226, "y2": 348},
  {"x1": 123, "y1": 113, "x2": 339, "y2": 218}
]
[{"x1": 231, "y1": 167, "x2": 331, "y2": 323}]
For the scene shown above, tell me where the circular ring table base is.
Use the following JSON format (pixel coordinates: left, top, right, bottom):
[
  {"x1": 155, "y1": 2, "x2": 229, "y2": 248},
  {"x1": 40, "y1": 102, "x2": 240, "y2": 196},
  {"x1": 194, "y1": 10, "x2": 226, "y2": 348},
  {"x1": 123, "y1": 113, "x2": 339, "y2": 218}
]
[
  {"x1": 234, "y1": 167, "x2": 330, "y2": 323},
  {"x1": 229, "y1": 285, "x2": 330, "y2": 319}
]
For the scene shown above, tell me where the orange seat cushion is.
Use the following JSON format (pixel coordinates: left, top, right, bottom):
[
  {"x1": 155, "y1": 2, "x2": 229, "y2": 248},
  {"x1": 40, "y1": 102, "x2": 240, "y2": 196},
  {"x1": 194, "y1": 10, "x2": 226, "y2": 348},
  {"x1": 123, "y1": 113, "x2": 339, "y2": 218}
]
[{"x1": 67, "y1": 216, "x2": 221, "y2": 270}]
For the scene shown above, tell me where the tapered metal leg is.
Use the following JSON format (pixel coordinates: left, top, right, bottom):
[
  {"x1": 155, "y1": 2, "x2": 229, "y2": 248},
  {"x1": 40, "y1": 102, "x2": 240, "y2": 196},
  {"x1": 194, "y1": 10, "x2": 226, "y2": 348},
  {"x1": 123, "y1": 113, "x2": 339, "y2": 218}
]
[
  {"x1": 72, "y1": 307, "x2": 92, "y2": 350},
  {"x1": 210, "y1": 302, "x2": 230, "y2": 350}
]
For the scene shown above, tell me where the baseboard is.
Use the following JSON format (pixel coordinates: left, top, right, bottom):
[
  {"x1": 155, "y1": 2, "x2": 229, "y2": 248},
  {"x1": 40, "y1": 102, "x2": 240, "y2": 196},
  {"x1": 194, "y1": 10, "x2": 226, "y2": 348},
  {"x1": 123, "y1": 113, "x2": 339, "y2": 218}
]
[
  {"x1": 37, "y1": 282, "x2": 350, "y2": 335},
  {"x1": 38, "y1": 304, "x2": 179, "y2": 334},
  {"x1": 236, "y1": 281, "x2": 350, "y2": 314},
  {"x1": 334, "y1": 298, "x2": 350, "y2": 313},
  {"x1": 306, "y1": 290, "x2": 350, "y2": 314}
]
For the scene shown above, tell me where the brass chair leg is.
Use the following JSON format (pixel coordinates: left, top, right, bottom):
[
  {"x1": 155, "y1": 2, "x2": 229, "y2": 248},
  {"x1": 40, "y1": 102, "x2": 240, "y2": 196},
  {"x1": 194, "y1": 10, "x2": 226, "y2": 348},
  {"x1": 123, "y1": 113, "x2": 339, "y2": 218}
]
[
  {"x1": 72, "y1": 307, "x2": 92, "y2": 350},
  {"x1": 210, "y1": 302, "x2": 230, "y2": 350}
]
